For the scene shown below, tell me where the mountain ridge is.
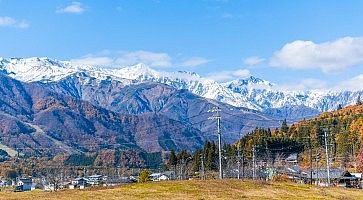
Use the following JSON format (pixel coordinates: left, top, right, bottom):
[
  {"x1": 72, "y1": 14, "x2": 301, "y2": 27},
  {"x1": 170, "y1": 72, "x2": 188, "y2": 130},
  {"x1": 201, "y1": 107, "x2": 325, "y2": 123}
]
[{"x1": 1, "y1": 57, "x2": 362, "y2": 120}]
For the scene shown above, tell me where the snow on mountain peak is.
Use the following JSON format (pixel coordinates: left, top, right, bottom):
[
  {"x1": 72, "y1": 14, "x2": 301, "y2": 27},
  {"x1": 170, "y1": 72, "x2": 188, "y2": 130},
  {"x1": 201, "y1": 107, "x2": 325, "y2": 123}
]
[
  {"x1": 224, "y1": 76, "x2": 274, "y2": 87},
  {"x1": 0, "y1": 57, "x2": 362, "y2": 112}
]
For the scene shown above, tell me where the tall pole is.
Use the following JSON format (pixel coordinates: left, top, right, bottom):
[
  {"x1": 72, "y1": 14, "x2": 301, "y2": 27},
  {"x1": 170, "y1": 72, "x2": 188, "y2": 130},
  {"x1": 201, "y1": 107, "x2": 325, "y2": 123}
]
[
  {"x1": 208, "y1": 106, "x2": 223, "y2": 179},
  {"x1": 309, "y1": 136, "x2": 313, "y2": 185},
  {"x1": 252, "y1": 145, "x2": 256, "y2": 180},
  {"x1": 237, "y1": 145, "x2": 241, "y2": 180},
  {"x1": 324, "y1": 129, "x2": 330, "y2": 186},
  {"x1": 117, "y1": 166, "x2": 120, "y2": 178},
  {"x1": 200, "y1": 154, "x2": 205, "y2": 180},
  {"x1": 315, "y1": 151, "x2": 320, "y2": 185},
  {"x1": 242, "y1": 152, "x2": 245, "y2": 179},
  {"x1": 217, "y1": 111, "x2": 222, "y2": 180}
]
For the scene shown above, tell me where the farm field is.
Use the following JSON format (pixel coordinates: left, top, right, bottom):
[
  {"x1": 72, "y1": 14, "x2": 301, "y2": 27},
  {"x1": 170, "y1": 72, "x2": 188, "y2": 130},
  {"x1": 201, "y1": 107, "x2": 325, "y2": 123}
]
[{"x1": 1, "y1": 180, "x2": 362, "y2": 200}]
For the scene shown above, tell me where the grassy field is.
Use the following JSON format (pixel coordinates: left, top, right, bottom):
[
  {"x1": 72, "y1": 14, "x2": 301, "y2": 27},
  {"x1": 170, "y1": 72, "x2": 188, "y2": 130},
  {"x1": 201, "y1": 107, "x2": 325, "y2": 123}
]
[{"x1": 1, "y1": 180, "x2": 363, "y2": 200}]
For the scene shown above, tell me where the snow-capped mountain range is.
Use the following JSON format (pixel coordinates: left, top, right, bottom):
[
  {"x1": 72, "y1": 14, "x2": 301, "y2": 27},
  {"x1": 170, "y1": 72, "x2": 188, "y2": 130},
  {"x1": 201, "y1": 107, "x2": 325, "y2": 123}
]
[{"x1": 1, "y1": 57, "x2": 362, "y2": 117}]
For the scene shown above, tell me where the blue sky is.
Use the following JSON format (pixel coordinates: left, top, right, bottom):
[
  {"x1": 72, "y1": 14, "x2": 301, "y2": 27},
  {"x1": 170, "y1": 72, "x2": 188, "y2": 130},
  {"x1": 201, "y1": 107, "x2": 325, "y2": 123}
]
[{"x1": 1, "y1": 0, "x2": 363, "y2": 90}]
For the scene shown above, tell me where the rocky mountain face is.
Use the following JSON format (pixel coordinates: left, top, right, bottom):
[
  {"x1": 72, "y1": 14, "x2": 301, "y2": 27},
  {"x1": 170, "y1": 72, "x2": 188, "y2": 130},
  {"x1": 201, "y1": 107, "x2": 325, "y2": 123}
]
[
  {"x1": 0, "y1": 74, "x2": 207, "y2": 155},
  {"x1": 1, "y1": 57, "x2": 362, "y2": 121},
  {"x1": 42, "y1": 74, "x2": 281, "y2": 142},
  {"x1": 1, "y1": 57, "x2": 362, "y2": 155}
]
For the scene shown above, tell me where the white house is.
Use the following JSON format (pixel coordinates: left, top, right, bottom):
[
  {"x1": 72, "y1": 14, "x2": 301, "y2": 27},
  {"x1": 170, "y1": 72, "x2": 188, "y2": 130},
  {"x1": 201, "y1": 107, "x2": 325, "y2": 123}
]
[
  {"x1": 150, "y1": 172, "x2": 171, "y2": 181},
  {"x1": 17, "y1": 178, "x2": 32, "y2": 191},
  {"x1": 72, "y1": 177, "x2": 88, "y2": 187},
  {"x1": 87, "y1": 174, "x2": 106, "y2": 185},
  {"x1": 158, "y1": 175, "x2": 170, "y2": 181}
]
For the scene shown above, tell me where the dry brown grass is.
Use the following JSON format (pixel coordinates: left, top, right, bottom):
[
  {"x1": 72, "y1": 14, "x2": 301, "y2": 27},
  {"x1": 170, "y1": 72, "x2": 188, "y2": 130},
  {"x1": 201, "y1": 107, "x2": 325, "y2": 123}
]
[{"x1": 1, "y1": 179, "x2": 363, "y2": 200}]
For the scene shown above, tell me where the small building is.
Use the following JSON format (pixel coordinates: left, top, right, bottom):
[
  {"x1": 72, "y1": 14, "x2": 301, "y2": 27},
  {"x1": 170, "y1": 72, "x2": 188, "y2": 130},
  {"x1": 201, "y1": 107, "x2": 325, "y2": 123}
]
[
  {"x1": 150, "y1": 173, "x2": 161, "y2": 181},
  {"x1": 87, "y1": 174, "x2": 106, "y2": 185},
  {"x1": 72, "y1": 177, "x2": 88, "y2": 188},
  {"x1": 150, "y1": 172, "x2": 172, "y2": 181},
  {"x1": 303, "y1": 169, "x2": 359, "y2": 187},
  {"x1": 285, "y1": 153, "x2": 298, "y2": 165},
  {"x1": 337, "y1": 171, "x2": 359, "y2": 188},
  {"x1": 158, "y1": 175, "x2": 170, "y2": 181},
  {"x1": 16, "y1": 178, "x2": 32, "y2": 191}
]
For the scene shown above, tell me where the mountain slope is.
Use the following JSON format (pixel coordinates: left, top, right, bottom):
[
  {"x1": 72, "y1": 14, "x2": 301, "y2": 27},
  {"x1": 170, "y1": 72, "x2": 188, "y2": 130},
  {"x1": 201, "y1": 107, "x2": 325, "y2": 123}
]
[
  {"x1": 0, "y1": 74, "x2": 205, "y2": 155},
  {"x1": 40, "y1": 72, "x2": 282, "y2": 143},
  {"x1": 1, "y1": 57, "x2": 362, "y2": 121}
]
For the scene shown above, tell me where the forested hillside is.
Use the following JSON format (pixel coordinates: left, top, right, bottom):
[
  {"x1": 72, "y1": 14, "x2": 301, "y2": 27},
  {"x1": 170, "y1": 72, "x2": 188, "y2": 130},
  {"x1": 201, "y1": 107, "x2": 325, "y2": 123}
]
[{"x1": 237, "y1": 101, "x2": 363, "y2": 169}]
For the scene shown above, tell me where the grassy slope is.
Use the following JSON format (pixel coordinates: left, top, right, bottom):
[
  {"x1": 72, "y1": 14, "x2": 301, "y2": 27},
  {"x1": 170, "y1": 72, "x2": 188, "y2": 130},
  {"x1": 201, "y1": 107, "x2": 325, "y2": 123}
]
[{"x1": 1, "y1": 180, "x2": 363, "y2": 200}]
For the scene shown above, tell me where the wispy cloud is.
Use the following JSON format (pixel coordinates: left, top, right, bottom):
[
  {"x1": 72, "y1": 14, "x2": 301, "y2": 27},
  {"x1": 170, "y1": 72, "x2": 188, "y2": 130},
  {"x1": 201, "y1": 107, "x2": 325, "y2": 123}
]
[
  {"x1": 277, "y1": 78, "x2": 328, "y2": 91},
  {"x1": 0, "y1": 16, "x2": 29, "y2": 29},
  {"x1": 178, "y1": 57, "x2": 210, "y2": 67},
  {"x1": 72, "y1": 50, "x2": 209, "y2": 68},
  {"x1": 270, "y1": 37, "x2": 363, "y2": 73},
  {"x1": 243, "y1": 56, "x2": 265, "y2": 66},
  {"x1": 115, "y1": 51, "x2": 172, "y2": 68},
  {"x1": 336, "y1": 74, "x2": 363, "y2": 91},
  {"x1": 56, "y1": 2, "x2": 86, "y2": 14},
  {"x1": 71, "y1": 54, "x2": 114, "y2": 66},
  {"x1": 206, "y1": 69, "x2": 250, "y2": 82}
]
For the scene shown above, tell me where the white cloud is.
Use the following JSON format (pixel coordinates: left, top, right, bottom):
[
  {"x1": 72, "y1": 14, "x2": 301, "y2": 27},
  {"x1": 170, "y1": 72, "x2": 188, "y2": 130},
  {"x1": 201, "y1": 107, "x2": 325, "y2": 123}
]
[
  {"x1": 57, "y1": 2, "x2": 85, "y2": 14},
  {"x1": 336, "y1": 74, "x2": 363, "y2": 91},
  {"x1": 206, "y1": 69, "x2": 250, "y2": 82},
  {"x1": 178, "y1": 57, "x2": 209, "y2": 67},
  {"x1": 115, "y1": 51, "x2": 172, "y2": 68},
  {"x1": 270, "y1": 37, "x2": 363, "y2": 73},
  {"x1": 72, "y1": 51, "x2": 209, "y2": 69},
  {"x1": 277, "y1": 78, "x2": 328, "y2": 91},
  {"x1": 0, "y1": 16, "x2": 29, "y2": 29},
  {"x1": 243, "y1": 56, "x2": 265, "y2": 66},
  {"x1": 71, "y1": 55, "x2": 114, "y2": 66}
]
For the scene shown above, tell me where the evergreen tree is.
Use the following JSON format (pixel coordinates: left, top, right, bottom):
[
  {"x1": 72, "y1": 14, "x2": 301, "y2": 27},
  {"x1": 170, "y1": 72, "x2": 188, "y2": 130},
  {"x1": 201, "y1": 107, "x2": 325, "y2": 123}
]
[
  {"x1": 280, "y1": 119, "x2": 289, "y2": 134},
  {"x1": 192, "y1": 149, "x2": 202, "y2": 172},
  {"x1": 167, "y1": 150, "x2": 177, "y2": 169},
  {"x1": 177, "y1": 150, "x2": 190, "y2": 161},
  {"x1": 357, "y1": 95, "x2": 362, "y2": 105}
]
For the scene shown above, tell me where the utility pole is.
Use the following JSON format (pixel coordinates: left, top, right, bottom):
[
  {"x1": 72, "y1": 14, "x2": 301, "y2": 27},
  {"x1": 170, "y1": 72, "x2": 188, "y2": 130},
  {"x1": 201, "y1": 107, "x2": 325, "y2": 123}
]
[
  {"x1": 242, "y1": 152, "x2": 245, "y2": 179},
  {"x1": 324, "y1": 129, "x2": 330, "y2": 186},
  {"x1": 200, "y1": 154, "x2": 205, "y2": 180},
  {"x1": 237, "y1": 145, "x2": 241, "y2": 180},
  {"x1": 309, "y1": 135, "x2": 313, "y2": 185},
  {"x1": 208, "y1": 106, "x2": 223, "y2": 179},
  {"x1": 301, "y1": 135, "x2": 313, "y2": 184},
  {"x1": 252, "y1": 145, "x2": 256, "y2": 180},
  {"x1": 316, "y1": 153, "x2": 320, "y2": 185},
  {"x1": 117, "y1": 165, "x2": 120, "y2": 178},
  {"x1": 237, "y1": 133, "x2": 242, "y2": 180}
]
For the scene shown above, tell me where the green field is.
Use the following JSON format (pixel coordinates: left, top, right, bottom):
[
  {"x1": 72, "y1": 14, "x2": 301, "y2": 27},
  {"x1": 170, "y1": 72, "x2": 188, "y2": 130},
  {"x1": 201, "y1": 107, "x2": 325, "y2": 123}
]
[{"x1": 1, "y1": 180, "x2": 363, "y2": 200}]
